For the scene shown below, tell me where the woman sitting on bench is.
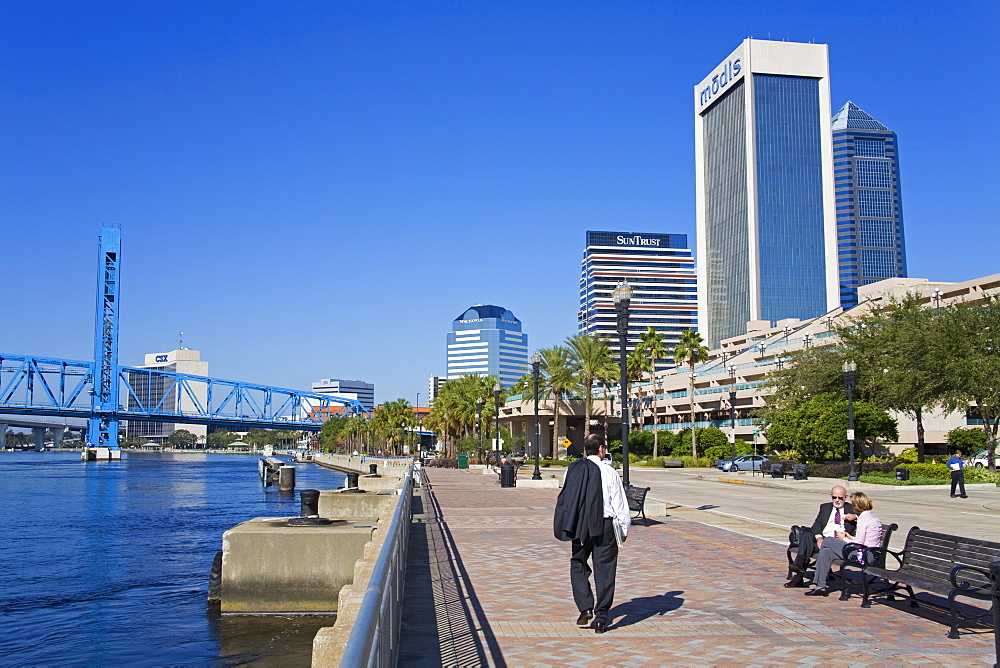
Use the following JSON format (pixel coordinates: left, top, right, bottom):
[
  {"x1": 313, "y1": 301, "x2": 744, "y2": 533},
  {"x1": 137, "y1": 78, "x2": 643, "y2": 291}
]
[{"x1": 805, "y1": 491, "x2": 882, "y2": 597}]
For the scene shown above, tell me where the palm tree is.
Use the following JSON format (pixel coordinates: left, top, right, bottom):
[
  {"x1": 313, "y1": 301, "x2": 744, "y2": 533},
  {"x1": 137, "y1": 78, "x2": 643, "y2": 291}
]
[
  {"x1": 539, "y1": 346, "x2": 574, "y2": 459},
  {"x1": 639, "y1": 327, "x2": 669, "y2": 458},
  {"x1": 566, "y1": 334, "x2": 614, "y2": 439},
  {"x1": 673, "y1": 329, "x2": 710, "y2": 460}
]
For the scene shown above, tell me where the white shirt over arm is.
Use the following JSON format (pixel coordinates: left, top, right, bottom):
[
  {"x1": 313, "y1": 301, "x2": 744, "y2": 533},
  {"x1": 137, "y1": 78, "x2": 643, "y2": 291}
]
[{"x1": 587, "y1": 455, "x2": 631, "y2": 537}]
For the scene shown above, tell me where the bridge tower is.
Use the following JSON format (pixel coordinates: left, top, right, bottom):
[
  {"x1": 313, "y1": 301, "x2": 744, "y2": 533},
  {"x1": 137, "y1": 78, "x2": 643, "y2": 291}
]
[{"x1": 85, "y1": 224, "x2": 122, "y2": 459}]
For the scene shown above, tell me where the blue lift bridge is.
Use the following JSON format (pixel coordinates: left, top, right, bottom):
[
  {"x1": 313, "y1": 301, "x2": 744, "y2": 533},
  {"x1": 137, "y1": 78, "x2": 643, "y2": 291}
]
[{"x1": 0, "y1": 226, "x2": 370, "y2": 458}]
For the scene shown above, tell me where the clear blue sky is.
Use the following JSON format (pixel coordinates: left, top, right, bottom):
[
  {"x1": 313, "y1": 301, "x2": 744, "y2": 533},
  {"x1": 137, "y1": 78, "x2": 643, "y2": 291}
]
[{"x1": 2, "y1": 1, "x2": 997, "y2": 405}]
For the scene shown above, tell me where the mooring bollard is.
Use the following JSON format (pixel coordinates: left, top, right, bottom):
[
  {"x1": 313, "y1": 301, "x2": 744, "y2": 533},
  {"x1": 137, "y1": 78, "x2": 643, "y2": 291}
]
[
  {"x1": 300, "y1": 489, "x2": 320, "y2": 517},
  {"x1": 279, "y1": 465, "x2": 296, "y2": 492},
  {"x1": 347, "y1": 472, "x2": 360, "y2": 488},
  {"x1": 368, "y1": 463, "x2": 379, "y2": 477}
]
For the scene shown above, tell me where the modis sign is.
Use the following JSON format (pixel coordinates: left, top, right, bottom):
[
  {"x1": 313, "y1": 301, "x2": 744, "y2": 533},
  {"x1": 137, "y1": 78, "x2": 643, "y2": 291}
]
[{"x1": 698, "y1": 58, "x2": 742, "y2": 108}]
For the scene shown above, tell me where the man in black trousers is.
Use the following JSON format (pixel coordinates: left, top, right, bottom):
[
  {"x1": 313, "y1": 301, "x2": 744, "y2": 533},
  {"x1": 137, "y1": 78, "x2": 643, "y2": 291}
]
[
  {"x1": 785, "y1": 484, "x2": 857, "y2": 588},
  {"x1": 553, "y1": 434, "x2": 630, "y2": 633}
]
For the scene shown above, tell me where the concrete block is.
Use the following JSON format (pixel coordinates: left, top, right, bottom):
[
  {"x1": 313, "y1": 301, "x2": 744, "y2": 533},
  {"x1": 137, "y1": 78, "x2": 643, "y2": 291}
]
[
  {"x1": 317, "y1": 490, "x2": 394, "y2": 520},
  {"x1": 220, "y1": 517, "x2": 375, "y2": 613},
  {"x1": 516, "y1": 478, "x2": 561, "y2": 488}
]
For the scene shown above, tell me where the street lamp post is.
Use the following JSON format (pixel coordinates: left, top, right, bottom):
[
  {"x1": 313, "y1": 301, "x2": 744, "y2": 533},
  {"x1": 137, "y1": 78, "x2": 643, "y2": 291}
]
[
  {"x1": 803, "y1": 333, "x2": 812, "y2": 349},
  {"x1": 612, "y1": 280, "x2": 633, "y2": 487},
  {"x1": 932, "y1": 288, "x2": 942, "y2": 308},
  {"x1": 728, "y1": 363, "x2": 737, "y2": 469},
  {"x1": 531, "y1": 352, "x2": 542, "y2": 480},
  {"x1": 843, "y1": 360, "x2": 859, "y2": 482},
  {"x1": 476, "y1": 396, "x2": 483, "y2": 465},
  {"x1": 493, "y1": 382, "x2": 502, "y2": 466}
]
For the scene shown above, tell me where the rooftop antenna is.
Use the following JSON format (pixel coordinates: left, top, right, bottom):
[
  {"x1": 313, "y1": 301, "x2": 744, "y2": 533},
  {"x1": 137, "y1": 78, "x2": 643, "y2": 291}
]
[{"x1": 178, "y1": 331, "x2": 184, "y2": 350}]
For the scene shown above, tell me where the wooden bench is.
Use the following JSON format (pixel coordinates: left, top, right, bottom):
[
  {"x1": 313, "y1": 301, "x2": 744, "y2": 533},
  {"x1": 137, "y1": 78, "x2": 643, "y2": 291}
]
[
  {"x1": 844, "y1": 526, "x2": 1000, "y2": 638},
  {"x1": 625, "y1": 485, "x2": 650, "y2": 526}
]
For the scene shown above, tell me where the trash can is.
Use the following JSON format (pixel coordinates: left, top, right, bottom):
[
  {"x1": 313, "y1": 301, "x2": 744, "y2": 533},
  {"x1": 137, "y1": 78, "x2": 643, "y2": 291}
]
[
  {"x1": 500, "y1": 462, "x2": 516, "y2": 488},
  {"x1": 793, "y1": 464, "x2": 808, "y2": 480},
  {"x1": 896, "y1": 468, "x2": 910, "y2": 481},
  {"x1": 458, "y1": 453, "x2": 469, "y2": 469}
]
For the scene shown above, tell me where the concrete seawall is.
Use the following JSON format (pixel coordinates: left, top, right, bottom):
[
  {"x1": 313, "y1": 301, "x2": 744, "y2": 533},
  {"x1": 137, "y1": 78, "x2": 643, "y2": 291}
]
[{"x1": 312, "y1": 452, "x2": 412, "y2": 477}]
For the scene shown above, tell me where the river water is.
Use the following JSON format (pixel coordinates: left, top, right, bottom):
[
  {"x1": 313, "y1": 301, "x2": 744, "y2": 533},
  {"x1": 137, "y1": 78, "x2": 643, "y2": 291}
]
[{"x1": 0, "y1": 451, "x2": 346, "y2": 666}]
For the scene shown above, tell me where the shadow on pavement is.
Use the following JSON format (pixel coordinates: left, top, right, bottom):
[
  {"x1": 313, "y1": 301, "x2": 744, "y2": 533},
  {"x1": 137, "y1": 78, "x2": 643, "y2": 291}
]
[{"x1": 609, "y1": 590, "x2": 686, "y2": 630}]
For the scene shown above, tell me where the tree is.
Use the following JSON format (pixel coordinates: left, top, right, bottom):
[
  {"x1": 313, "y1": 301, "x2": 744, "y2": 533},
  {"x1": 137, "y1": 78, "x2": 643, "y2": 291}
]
[
  {"x1": 424, "y1": 374, "x2": 500, "y2": 459},
  {"x1": 934, "y1": 296, "x2": 1000, "y2": 471},
  {"x1": 539, "y1": 346, "x2": 575, "y2": 459},
  {"x1": 207, "y1": 429, "x2": 237, "y2": 449},
  {"x1": 167, "y1": 429, "x2": 197, "y2": 448},
  {"x1": 566, "y1": 334, "x2": 614, "y2": 439},
  {"x1": 639, "y1": 327, "x2": 669, "y2": 458},
  {"x1": 764, "y1": 393, "x2": 898, "y2": 463},
  {"x1": 673, "y1": 329, "x2": 710, "y2": 459},
  {"x1": 945, "y1": 427, "x2": 987, "y2": 454}
]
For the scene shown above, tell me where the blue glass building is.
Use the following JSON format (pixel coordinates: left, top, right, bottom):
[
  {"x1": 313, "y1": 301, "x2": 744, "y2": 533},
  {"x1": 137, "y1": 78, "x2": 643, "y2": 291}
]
[
  {"x1": 694, "y1": 39, "x2": 838, "y2": 348},
  {"x1": 446, "y1": 305, "x2": 528, "y2": 388},
  {"x1": 832, "y1": 102, "x2": 907, "y2": 308}
]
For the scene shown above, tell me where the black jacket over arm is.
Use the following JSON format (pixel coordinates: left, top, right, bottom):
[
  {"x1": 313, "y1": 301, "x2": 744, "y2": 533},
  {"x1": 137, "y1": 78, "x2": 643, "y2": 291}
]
[
  {"x1": 553, "y1": 458, "x2": 604, "y2": 542},
  {"x1": 809, "y1": 502, "x2": 857, "y2": 536}
]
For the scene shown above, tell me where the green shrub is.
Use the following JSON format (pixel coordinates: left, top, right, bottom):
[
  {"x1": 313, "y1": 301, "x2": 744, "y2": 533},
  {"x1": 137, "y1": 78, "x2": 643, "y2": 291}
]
[
  {"x1": 965, "y1": 467, "x2": 1000, "y2": 485},
  {"x1": 858, "y1": 472, "x2": 950, "y2": 486},
  {"x1": 946, "y1": 427, "x2": 987, "y2": 453},
  {"x1": 895, "y1": 462, "x2": 950, "y2": 480},
  {"x1": 678, "y1": 455, "x2": 714, "y2": 468},
  {"x1": 897, "y1": 447, "x2": 919, "y2": 463}
]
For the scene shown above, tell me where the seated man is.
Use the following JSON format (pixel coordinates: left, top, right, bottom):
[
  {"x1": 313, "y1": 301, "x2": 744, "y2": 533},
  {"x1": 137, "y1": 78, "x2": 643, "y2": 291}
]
[{"x1": 784, "y1": 485, "x2": 857, "y2": 588}]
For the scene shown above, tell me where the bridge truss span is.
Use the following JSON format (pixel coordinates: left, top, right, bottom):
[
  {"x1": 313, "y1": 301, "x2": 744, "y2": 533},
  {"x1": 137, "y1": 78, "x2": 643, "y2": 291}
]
[{"x1": 0, "y1": 352, "x2": 370, "y2": 432}]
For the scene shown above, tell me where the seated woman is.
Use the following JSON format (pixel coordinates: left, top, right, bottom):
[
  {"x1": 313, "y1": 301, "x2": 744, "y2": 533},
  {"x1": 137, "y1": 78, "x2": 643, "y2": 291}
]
[{"x1": 804, "y1": 491, "x2": 882, "y2": 597}]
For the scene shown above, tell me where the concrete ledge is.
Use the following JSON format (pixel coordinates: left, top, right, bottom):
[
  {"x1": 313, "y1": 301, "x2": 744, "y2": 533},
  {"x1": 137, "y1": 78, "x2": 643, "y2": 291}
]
[
  {"x1": 317, "y1": 489, "x2": 394, "y2": 520},
  {"x1": 516, "y1": 478, "x2": 561, "y2": 489}
]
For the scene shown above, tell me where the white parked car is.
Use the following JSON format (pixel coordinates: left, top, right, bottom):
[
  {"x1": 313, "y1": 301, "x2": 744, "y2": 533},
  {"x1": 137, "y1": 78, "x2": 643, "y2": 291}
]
[{"x1": 966, "y1": 448, "x2": 1000, "y2": 468}]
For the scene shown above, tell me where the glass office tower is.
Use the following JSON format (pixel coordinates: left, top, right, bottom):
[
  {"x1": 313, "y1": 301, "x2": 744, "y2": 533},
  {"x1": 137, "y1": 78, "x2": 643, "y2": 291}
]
[
  {"x1": 694, "y1": 39, "x2": 838, "y2": 348},
  {"x1": 578, "y1": 231, "x2": 696, "y2": 369},
  {"x1": 446, "y1": 305, "x2": 528, "y2": 388},
  {"x1": 831, "y1": 101, "x2": 907, "y2": 308}
]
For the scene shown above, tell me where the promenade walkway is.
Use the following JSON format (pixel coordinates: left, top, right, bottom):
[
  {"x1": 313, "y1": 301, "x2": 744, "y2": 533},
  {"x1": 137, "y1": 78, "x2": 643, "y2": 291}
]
[{"x1": 398, "y1": 467, "x2": 996, "y2": 667}]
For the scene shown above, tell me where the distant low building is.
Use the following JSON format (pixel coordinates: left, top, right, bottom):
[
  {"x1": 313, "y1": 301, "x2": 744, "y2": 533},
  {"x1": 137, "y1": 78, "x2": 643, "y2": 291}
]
[
  {"x1": 312, "y1": 378, "x2": 375, "y2": 413},
  {"x1": 125, "y1": 348, "x2": 208, "y2": 444}
]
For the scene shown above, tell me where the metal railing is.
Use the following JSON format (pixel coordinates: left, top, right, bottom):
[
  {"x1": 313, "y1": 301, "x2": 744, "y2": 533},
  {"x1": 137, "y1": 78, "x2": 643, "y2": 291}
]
[{"x1": 340, "y1": 464, "x2": 414, "y2": 667}]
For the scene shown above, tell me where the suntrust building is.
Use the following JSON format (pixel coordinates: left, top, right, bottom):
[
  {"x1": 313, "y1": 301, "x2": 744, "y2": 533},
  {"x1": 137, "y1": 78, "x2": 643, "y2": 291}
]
[{"x1": 694, "y1": 39, "x2": 839, "y2": 348}]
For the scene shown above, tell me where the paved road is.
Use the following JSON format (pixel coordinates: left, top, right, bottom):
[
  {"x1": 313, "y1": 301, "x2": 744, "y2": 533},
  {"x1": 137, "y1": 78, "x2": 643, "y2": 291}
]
[{"x1": 617, "y1": 467, "x2": 1000, "y2": 549}]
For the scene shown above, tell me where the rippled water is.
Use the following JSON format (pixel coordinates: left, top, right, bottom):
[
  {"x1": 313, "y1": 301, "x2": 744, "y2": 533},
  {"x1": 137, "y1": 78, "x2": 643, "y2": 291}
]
[{"x1": 0, "y1": 451, "x2": 346, "y2": 666}]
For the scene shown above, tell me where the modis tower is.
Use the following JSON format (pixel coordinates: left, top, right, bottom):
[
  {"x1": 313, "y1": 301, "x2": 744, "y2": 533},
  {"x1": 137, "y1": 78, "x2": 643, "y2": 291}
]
[{"x1": 694, "y1": 39, "x2": 838, "y2": 348}]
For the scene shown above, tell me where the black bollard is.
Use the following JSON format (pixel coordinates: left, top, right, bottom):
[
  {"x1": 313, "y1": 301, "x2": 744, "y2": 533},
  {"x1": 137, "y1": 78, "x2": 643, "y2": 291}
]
[
  {"x1": 369, "y1": 463, "x2": 378, "y2": 475},
  {"x1": 300, "y1": 489, "x2": 320, "y2": 517},
  {"x1": 347, "y1": 472, "x2": 360, "y2": 488},
  {"x1": 500, "y1": 461, "x2": 516, "y2": 488}
]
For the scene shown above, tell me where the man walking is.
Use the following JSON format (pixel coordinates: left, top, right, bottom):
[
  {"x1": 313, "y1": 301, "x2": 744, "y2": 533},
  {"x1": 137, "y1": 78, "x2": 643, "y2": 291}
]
[
  {"x1": 948, "y1": 449, "x2": 968, "y2": 498},
  {"x1": 553, "y1": 434, "x2": 630, "y2": 634},
  {"x1": 784, "y1": 485, "x2": 857, "y2": 588}
]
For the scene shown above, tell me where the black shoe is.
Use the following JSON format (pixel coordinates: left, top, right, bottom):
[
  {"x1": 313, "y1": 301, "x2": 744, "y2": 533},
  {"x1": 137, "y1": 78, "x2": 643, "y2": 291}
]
[
  {"x1": 804, "y1": 587, "x2": 830, "y2": 597},
  {"x1": 575, "y1": 609, "x2": 593, "y2": 627},
  {"x1": 960, "y1": 494, "x2": 968, "y2": 498},
  {"x1": 784, "y1": 574, "x2": 805, "y2": 588},
  {"x1": 789, "y1": 563, "x2": 806, "y2": 574},
  {"x1": 593, "y1": 621, "x2": 607, "y2": 634}
]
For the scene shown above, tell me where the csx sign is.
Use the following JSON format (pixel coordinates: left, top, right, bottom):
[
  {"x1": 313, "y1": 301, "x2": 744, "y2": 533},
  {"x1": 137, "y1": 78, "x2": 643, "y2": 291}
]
[{"x1": 155, "y1": 355, "x2": 169, "y2": 363}]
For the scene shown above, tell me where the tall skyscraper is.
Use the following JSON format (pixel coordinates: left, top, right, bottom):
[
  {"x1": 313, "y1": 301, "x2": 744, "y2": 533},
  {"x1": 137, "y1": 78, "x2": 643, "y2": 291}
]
[
  {"x1": 578, "y1": 231, "x2": 696, "y2": 367},
  {"x1": 832, "y1": 101, "x2": 907, "y2": 308},
  {"x1": 694, "y1": 39, "x2": 838, "y2": 348},
  {"x1": 446, "y1": 305, "x2": 528, "y2": 388}
]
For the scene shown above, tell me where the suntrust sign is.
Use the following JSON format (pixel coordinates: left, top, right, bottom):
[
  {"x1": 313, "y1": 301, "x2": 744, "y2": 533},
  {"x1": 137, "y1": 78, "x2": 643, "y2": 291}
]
[{"x1": 616, "y1": 234, "x2": 661, "y2": 247}]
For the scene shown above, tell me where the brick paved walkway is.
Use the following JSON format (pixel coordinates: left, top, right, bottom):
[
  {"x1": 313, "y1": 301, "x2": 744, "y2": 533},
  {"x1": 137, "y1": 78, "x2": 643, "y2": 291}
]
[{"x1": 398, "y1": 468, "x2": 996, "y2": 667}]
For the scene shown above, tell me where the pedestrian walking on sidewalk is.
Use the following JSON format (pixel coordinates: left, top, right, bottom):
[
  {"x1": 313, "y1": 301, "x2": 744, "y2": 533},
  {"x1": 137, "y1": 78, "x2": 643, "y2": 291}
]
[
  {"x1": 552, "y1": 434, "x2": 630, "y2": 634},
  {"x1": 948, "y1": 449, "x2": 968, "y2": 498}
]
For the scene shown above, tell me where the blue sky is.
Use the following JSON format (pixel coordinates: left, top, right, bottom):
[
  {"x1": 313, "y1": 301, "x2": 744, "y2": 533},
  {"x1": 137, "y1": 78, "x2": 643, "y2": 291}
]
[{"x1": 2, "y1": 1, "x2": 998, "y2": 405}]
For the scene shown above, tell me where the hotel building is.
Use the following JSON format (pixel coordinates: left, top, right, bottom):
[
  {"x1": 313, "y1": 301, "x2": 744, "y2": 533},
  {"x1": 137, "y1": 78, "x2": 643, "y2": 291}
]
[
  {"x1": 831, "y1": 101, "x2": 907, "y2": 308},
  {"x1": 578, "y1": 231, "x2": 697, "y2": 367},
  {"x1": 694, "y1": 39, "x2": 839, "y2": 348},
  {"x1": 312, "y1": 378, "x2": 375, "y2": 412},
  {"x1": 446, "y1": 305, "x2": 529, "y2": 388}
]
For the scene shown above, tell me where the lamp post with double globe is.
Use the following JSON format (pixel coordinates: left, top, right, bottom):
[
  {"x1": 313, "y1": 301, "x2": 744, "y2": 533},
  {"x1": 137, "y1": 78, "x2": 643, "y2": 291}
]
[
  {"x1": 728, "y1": 363, "x2": 737, "y2": 469},
  {"x1": 531, "y1": 352, "x2": 542, "y2": 480},
  {"x1": 493, "y1": 382, "x2": 502, "y2": 466},
  {"x1": 476, "y1": 396, "x2": 483, "y2": 464},
  {"x1": 843, "y1": 360, "x2": 859, "y2": 482},
  {"x1": 612, "y1": 280, "x2": 633, "y2": 486}
]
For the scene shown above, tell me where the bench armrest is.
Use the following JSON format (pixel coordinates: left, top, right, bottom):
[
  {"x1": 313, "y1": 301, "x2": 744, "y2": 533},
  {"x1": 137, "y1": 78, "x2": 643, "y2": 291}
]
[
  {"x1": 841, "y1": 542, "x2": 880, "y2": 568},
  {"x1": 950, "y1": 564, "x2": 992, "y2": 590}
]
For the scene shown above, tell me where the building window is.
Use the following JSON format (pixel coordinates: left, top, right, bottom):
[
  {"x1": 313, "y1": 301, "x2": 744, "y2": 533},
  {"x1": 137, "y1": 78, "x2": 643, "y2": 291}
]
[
  {"x1": 856, "y1": 159, "x2": 891, "y2": 188},
  {"x1": 861, "y1": 249, "x2": 897, "y2": 278},
  {"x1": 859, "y1": 220, "x2": 895, "y2": 248},
  {"x1": 854, "y1": 139, "x2": 885, "y2": 158},
  {"x1": 857, "y1": 190, "x2": 893, "y2": 218}
]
